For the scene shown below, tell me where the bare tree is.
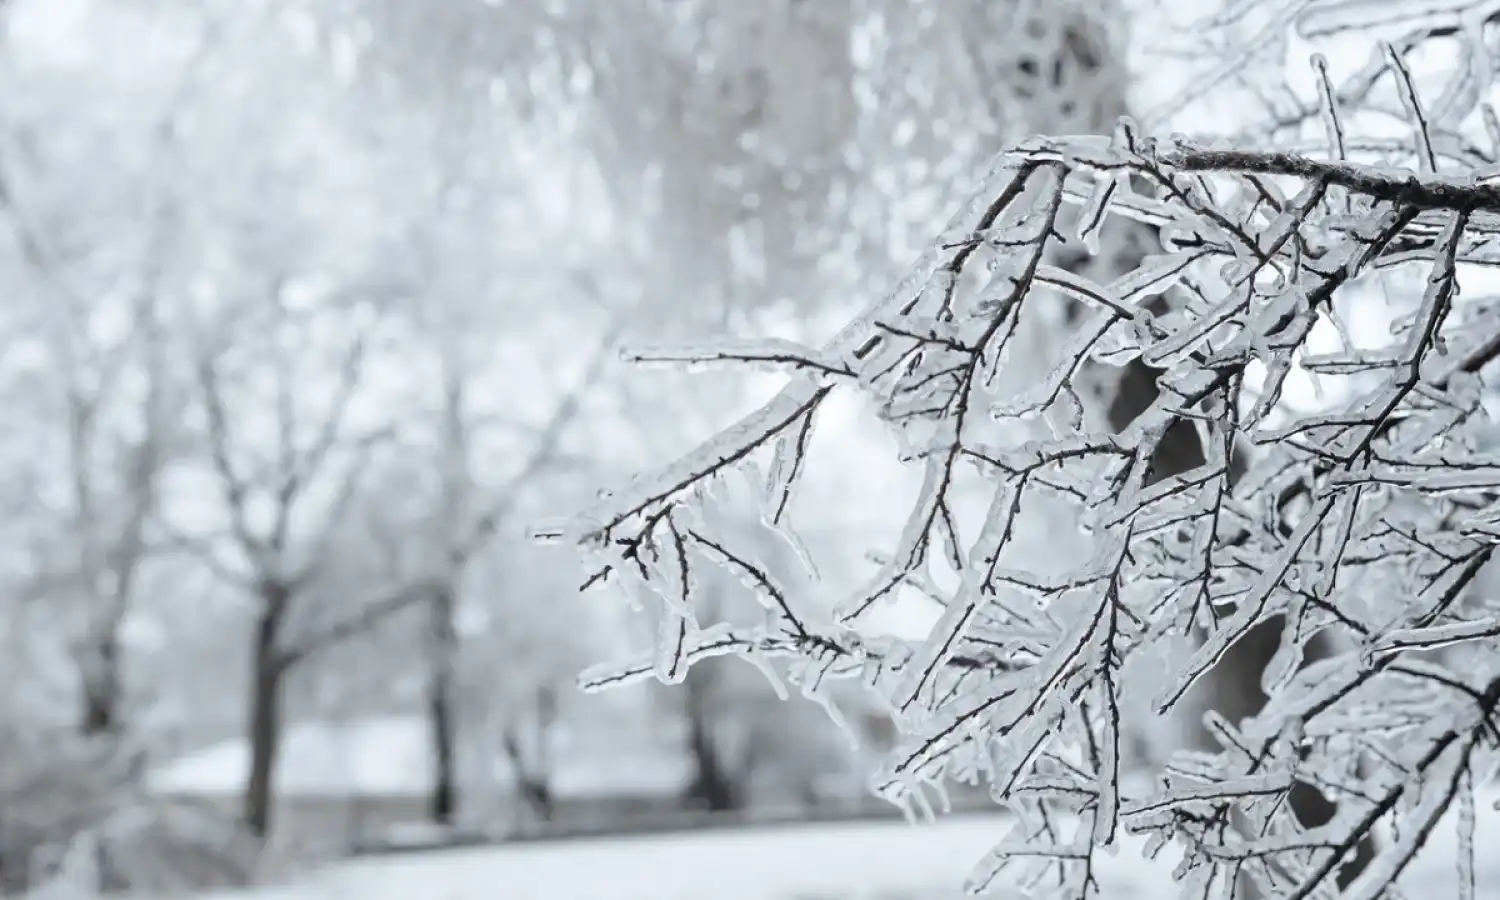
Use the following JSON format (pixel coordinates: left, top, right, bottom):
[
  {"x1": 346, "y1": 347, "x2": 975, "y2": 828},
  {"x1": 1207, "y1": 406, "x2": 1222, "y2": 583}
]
[
  {"x1": 416, "y1": 321, "x2": 619, "y2": 825},
  {"x1": 0, "y1": 18, "x2": 236, "y2": 744},
  {"x1": 57, "y1": 298, "x2": 169, "y2": 736},
  {"x1": 174, "y1": 290, "x2": 432, "y2": 839}
]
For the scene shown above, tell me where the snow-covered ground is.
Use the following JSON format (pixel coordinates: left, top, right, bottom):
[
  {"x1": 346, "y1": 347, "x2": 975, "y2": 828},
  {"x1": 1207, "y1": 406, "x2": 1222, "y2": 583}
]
[
  {"x1": 148, "y1": 714, "x2": 694, "y2": 801},
  {"x1": 174, "y1": 801, "x2": 1500, "y2": 900}
]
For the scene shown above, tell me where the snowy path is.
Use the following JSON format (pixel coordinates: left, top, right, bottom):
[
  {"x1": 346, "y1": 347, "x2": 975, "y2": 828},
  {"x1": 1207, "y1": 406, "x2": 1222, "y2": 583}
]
[{"x1": 189, "y1": 806, "x2": 1500, "y2": 900}]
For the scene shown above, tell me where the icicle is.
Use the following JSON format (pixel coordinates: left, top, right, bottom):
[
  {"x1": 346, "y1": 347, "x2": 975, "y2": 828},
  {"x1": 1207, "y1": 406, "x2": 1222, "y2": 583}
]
[
  {"x1": 653, "y1": 607, "x2": 695, "y2": 685},
  {"x1": 741, "y1": 646, "x2": 789, "y2": 700},
  {"x1": 1075, "y1": 172, "x2": 1120, "y2": 255},
  {"x1": 1458, "y1": 766, "x2": 1476, "y2": 900}
]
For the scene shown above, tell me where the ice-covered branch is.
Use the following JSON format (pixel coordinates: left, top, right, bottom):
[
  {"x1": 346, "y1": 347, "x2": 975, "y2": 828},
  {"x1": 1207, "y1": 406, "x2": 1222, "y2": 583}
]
[{"x1": 549, "y1": 43, "x2": 1500, "y2": 897}]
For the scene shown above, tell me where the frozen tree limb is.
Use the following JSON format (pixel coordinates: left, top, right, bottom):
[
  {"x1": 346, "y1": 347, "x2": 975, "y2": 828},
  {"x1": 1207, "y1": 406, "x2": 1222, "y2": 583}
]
[{"x1": 550, "y1": 101, "x2": 1500, "y2": 899}]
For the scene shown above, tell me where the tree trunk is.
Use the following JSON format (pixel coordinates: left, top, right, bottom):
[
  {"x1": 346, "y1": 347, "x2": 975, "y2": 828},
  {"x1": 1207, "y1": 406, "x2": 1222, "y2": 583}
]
[
  {"x1": 513, "y1": 755, "x2": 553, "y2": 825},
  {"x1": 242, "y1": 593, "x2": 287, "y2": 841},
  {"x1": 495, "y1": 684, "x2": 557, "y2": 828},
  {"x1": 681, "y1": 663, "x2": 743, "y2": 813},
  {"x1": 530, "y1": 683, "x2": 556, "y2": 823},
  {"x1": 685, "y1": 721, "x2": 737, "y2": 812},
  {"x1": 79, "y1": 631, "x2": 121, "y2": 737},
  {"x1": 537, "y1": 681, "x2": 561, "y2": 822},
  {"x1": 426, "y1": 584, "x2": 459, "y2": 825},
  {"x1": 499, "y1": 721, "x2": 553, "y2": 826}
]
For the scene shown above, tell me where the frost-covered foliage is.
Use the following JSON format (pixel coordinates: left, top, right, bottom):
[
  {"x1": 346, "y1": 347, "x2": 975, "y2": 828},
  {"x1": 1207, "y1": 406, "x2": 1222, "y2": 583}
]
[{"x1": 547, "y1": 10, "x2": 1500, "y2": 900}]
